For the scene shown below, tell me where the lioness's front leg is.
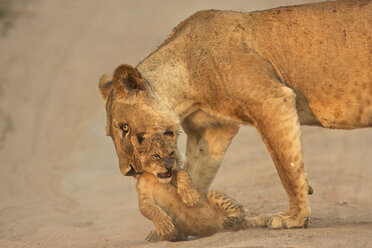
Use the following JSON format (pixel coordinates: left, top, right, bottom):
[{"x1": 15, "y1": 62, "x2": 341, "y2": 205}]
[{"x1": 181, "y1": 115, "x2": 239, "y2": 191}]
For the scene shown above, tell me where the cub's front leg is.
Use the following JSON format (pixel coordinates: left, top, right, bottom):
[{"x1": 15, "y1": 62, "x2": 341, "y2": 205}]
[
  {"x1": 175, "y1": 169, "x2": 201, "y2": 207},
  {"x1": 138, "y1": 192, "x2": 178, "y2": 241}
]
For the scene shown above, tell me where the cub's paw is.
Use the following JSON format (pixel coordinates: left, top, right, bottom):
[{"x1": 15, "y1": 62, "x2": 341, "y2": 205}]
[
  {"x1": 145, "y1": 230, "x2": 160, "y2": 242},
  {"x1": 155, "y1": 217, "x2": 178, "y2": 241},
  {"x1": 222, "y1": 216, "x2": 244, "y2": 229},
  {"x1": 267, "y1": 212, "x2": 310, "y2": 229},
  {"x1": 178, "y1": 185, "x2": 201, "y2": 207},
  {"x1": 222, "y1": 206, "x2": 245, "y2": 229}
]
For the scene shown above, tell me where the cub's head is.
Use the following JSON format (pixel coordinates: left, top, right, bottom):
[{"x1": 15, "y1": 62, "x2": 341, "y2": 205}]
[
  {"x1": 99, "y1": 64, "x2": 179, "y2": 177},
  {"x1": 132, "y1": 133, "x2": 181, "y2": 183}
]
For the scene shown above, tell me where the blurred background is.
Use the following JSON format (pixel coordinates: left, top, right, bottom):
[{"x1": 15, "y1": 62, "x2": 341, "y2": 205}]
[{"x1": 0, "y1": 1, "x2": 371, "y2": 247}]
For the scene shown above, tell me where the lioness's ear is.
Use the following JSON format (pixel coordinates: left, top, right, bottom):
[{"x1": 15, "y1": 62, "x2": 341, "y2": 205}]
[
  {"x1": 99, "y1": 73, "x2": 113, "y2": 102},
  {"x1": 131, "y1": 135, "x2": 145, "y2": 152},
  {"x1": 113, "y1": 64, "x2": 146, "y2": 92}
]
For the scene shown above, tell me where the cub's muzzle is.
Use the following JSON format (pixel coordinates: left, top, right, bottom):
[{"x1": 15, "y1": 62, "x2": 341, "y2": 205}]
[{"x1": 164, "y1": 157, "x2": 174, "y2": 170}]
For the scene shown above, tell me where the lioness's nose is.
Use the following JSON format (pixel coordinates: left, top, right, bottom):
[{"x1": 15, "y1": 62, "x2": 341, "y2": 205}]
[
  {"x1": 119, "y1": 160, "x2": 136, "y2": 176},
  {"x1": 164, "y1": 157, "x2": 174, "y2": 170}
]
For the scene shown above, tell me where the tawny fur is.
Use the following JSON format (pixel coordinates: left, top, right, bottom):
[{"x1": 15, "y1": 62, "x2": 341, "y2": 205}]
[
  {"x1": 99, "y1": 0, "x2": 372, "y2": 229},
  {"x1": 133, "y1": 134, "x2": 265, "y2": 241}
]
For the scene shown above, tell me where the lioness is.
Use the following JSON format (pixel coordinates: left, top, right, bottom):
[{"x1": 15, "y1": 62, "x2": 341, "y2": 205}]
[
  {"x1": 132, "y1": 133, "x2": 266, "y2": 241},
  {"x1": 99, "y1": 0, "x2": 372, "y2": 229}
]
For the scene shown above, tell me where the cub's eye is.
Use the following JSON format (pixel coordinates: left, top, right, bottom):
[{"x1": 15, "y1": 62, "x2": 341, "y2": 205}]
[
  {"x1": 169, "y1": 151, "x2": 176, "y2": 158},
  {"x1": 152, "y1": 154, "x2": 161, "y2": 159}
]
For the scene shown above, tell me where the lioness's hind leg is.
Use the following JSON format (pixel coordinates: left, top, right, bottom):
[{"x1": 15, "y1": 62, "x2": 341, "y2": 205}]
[
  {"x1": 207, "y1": 190, "x2": 245, "y2": 229},
  {"x1": 307, "y1": 179, "x2": 313, "y2": 195}
]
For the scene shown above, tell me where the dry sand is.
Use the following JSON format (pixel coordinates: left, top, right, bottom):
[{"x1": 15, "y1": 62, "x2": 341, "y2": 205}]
[{"x1": 0, "y1": 0, "x2": 371, "y2": 247}]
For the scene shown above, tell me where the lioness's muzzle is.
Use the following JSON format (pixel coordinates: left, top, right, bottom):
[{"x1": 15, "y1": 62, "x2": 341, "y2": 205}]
[{"x1": 125, "y1": 164, "x2": 136, "y2": 176}]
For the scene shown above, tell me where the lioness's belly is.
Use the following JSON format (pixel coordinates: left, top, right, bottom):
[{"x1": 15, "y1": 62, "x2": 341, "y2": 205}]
[{"x1": 293, "y1": 87, "x2": 372, "y2": 129}]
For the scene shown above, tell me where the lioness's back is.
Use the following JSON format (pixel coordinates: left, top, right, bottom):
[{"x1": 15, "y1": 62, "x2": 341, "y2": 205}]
[{"x1": 156, "y1": 1, "x2": 372, "y2": 129}]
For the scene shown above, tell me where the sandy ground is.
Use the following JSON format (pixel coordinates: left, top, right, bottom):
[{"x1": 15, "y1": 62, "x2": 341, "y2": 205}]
[{"x1": 0, "y1": 0, "x2": 371, "y2": 247}]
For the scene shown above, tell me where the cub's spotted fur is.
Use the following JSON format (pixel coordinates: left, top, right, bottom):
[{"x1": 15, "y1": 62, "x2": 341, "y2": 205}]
[{"x1": 133, "y1": 134, "x2": 266, "y2": 241}]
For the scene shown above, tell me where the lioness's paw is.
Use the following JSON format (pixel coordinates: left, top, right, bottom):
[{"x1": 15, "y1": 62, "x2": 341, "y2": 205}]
[
  {"x1": 178, "y1": 186, "x2": 200, "y2": 207},
  {"x1": 267, "y1": 213, "x2": 310, "y2": 229}
]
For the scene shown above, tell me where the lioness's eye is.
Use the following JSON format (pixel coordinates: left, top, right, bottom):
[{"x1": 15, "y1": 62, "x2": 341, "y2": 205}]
[
  {"x1": 152, "y1": 154, "x2": 161, "y2": 159},
  {"x1": 120, "y1": 124, "x2": 129, "y2": 137},
  {"x1": 121, "y1": 124, "x2": 129, "y2": 132},
  {"x1": 169, "y1": 151, "x2": 176, "y2": 157}
]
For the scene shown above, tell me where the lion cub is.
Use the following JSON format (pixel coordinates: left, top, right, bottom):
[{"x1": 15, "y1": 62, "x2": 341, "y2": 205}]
[{"x1": 132, "y1": 133, "x2": 256, "y2": 242}]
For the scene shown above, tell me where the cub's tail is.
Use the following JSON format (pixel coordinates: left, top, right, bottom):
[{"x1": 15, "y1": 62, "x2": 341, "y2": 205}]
[{"x1": 239, "y1": 214, "x2": 271, "y2": 229}]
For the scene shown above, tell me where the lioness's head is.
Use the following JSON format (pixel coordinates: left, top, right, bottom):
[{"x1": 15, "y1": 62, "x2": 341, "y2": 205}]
[
  {"x1": 132, "y1": 133, "x2": 180, "y2": 183},
  {"x1": 99, "y1": 64, "x2": 179, "y2": 176}
]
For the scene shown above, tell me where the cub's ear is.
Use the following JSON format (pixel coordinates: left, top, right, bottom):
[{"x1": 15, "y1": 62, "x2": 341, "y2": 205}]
[
  {"x1": 99, "y1": 73, "x2": 113, "y2": 102},
  {"x1": 113, "y1": 64, "x2": 146, "y2": 92}
]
